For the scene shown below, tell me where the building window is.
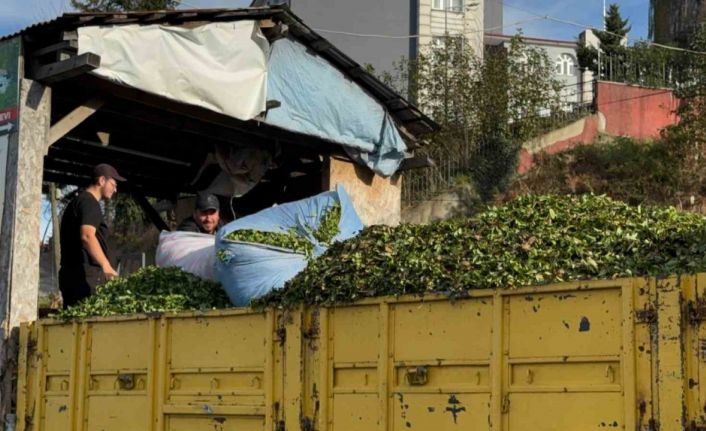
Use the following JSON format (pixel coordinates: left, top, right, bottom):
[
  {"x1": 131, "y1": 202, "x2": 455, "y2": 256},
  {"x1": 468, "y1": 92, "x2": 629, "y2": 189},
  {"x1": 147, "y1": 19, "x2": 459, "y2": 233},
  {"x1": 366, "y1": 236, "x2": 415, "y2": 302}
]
[
  {"x1": 555, "y1": 53, "x2": 576, "y2": 76},
  {"x1": 433, "y1": 0, "x2": 464, "y2": 11}
]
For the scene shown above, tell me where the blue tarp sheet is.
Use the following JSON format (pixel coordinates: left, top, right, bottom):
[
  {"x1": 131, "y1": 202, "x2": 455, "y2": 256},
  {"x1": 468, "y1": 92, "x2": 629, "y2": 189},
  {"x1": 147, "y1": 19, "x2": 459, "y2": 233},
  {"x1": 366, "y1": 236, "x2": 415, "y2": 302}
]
[
  {"x1": 215, "y1": 185, "x2": 364, "y2": 306},
  {"x1": 265, "y1": 37, "x2": 407, "y2": 177}
]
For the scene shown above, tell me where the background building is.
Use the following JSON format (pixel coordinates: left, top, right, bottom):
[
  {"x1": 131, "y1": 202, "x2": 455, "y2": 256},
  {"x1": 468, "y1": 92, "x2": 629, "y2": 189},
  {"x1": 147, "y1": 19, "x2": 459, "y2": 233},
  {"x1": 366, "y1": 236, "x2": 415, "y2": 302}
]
[
  {"x1": 650, "y1": 0, "x2": 705, "y2": 44},
  {"x1": 485, "y1": 33, "x2": 588, "y2": 107},
  {"x1": 252, "y1": 0, "x2": 493, "y2": 73}
]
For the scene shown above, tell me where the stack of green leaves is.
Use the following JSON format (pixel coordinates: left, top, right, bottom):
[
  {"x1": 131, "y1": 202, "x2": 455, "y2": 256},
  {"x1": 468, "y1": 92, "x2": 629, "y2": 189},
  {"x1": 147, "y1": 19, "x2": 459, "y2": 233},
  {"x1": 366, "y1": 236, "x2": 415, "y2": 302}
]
[
  {"x1": 223, "y1": 203, "x2": 342, "y2": 257},
  {"x1": 56, "y1": 266, "x2": 230, "y2": 319},
  {"x1": 224, "y1": 227, "x2": 315, "y2": 257},
  {"x1": 254, "y1": 195, "x2": 706, "y2": 307}
]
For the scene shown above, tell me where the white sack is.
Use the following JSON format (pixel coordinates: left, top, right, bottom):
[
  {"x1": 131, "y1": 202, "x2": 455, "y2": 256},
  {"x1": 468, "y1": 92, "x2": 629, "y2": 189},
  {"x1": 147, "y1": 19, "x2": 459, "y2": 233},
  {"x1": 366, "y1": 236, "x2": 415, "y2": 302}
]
[
  {"x1": 156, "y1": 231, "x2": 216, "y2": 281},
  {"x1": 78, "y1": 21, "x2": 269, "y2": 120}
]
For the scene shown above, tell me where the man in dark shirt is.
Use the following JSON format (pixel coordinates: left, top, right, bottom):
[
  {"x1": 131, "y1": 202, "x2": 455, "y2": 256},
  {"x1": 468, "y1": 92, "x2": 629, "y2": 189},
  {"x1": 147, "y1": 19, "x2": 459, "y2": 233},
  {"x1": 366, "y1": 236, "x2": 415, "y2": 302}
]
[
  {"x1": 59, "y1": 163, "x2": 126, "y2": 308},
  {"x1": 177, "y1": 192, "x2": 223, "y2": 235}
]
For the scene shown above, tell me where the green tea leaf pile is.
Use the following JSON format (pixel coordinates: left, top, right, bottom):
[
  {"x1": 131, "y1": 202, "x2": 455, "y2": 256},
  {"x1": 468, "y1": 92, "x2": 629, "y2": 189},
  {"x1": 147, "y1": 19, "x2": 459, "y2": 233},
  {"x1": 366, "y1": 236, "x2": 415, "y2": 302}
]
[
  {"x1": 254, "y1": 195, "x2": 706, "y2": 307},
  {"x1": 56, "y1": 266, "x2": 230, "y2": 319},
  {"x1": 223, "y1": 203, "x2": 341, "y2": 257}
]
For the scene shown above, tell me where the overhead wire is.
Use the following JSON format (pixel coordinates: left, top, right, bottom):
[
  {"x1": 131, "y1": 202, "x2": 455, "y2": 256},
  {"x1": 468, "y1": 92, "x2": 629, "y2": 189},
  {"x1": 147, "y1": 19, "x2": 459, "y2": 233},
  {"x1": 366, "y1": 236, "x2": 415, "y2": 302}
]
[
  {"x1": 310, "y1": 16, "x2": 544, "y2": 40},
  {"x1": 499, "y1": 0, "x2": 706, "y2": 55}
]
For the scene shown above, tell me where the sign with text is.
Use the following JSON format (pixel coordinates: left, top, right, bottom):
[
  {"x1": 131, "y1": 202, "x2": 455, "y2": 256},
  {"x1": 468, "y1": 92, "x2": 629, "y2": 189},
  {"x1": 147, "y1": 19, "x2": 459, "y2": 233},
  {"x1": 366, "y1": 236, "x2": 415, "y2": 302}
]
[{"x1": 0, "y1": 37, "x2": 21, "y2": 237}]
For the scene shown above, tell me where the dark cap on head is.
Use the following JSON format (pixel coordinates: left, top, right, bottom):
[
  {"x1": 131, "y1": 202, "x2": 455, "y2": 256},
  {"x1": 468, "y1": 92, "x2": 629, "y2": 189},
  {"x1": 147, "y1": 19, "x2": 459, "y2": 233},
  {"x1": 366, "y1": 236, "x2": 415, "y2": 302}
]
[
  {"x1": 196, "y1": 192, "x2": 219, "y2": 212},
  {"x1": 93, "y1": 163, "x2": 126, "y2": 182}
]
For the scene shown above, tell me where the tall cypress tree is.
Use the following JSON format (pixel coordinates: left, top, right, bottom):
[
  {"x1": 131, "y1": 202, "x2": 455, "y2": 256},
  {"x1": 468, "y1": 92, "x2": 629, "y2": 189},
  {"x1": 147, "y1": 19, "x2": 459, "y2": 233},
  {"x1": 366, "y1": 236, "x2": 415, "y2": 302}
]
[{"x1": 597, "y1": 4, "x2": 632, "y2": 55}]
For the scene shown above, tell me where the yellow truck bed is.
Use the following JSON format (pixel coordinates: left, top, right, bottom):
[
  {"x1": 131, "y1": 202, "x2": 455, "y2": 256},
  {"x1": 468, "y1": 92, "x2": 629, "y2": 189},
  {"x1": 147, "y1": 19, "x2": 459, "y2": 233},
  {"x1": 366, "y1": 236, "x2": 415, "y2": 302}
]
[{"x1": 16, "y1": 274, "x2": 706, "y2": 430}]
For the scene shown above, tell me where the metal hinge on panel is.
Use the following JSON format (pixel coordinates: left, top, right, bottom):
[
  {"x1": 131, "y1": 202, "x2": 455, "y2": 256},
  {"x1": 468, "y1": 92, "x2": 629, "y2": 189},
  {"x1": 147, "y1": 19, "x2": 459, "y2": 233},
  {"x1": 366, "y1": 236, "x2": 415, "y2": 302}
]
[
  {"x1": 687, "y1": 300, "x2": 706, "y2": 325},
  {"x1": 636, "y1": 306, "x2": 657, "y2": 324},
  {"x1": 501, "y1": 395, "x2": 510, "y2": 414},
  {"x1": 300, "y1": 416, "x2": 315, "y2": 431}
]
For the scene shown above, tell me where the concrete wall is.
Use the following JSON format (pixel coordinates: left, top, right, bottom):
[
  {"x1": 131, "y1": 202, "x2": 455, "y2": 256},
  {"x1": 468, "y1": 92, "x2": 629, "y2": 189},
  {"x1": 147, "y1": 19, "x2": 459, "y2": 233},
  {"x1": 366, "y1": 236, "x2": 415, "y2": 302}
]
[
  {"x1": 323, "y1": 157, "x2": 401, "y2": 226},
  {"x1": 595, "y1": 81, "x2": 679, "y2": 139},
  {"x1": 518, "y1": 115, "x2": 601, "y2": 174},
  {"x1": 282, "y1": 0, "x2": 417, "y2": 73}
]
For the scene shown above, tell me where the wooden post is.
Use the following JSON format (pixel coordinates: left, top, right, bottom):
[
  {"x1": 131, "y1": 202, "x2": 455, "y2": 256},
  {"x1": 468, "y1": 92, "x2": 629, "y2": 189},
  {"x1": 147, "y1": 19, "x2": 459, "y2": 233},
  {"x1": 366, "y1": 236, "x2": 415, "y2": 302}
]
[
  {"x1": 0, "y1": 76, "x2": 51, "y2": 426},
  {"x1": 49, "y1": 182, "x2": 61, "y2": 282}
]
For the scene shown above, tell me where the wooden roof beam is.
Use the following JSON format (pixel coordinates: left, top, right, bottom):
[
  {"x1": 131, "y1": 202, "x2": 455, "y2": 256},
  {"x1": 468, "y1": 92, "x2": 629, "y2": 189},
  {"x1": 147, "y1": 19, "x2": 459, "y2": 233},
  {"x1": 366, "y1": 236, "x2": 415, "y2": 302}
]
[{"x1": 47, "y1": 98, "x2": 104, "y2": 148}]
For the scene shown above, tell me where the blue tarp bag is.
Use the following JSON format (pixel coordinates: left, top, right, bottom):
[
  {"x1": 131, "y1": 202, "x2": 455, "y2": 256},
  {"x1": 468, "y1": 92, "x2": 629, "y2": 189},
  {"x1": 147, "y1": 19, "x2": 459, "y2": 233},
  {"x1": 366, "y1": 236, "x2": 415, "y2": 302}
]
[{"x1": 215, "y1": 185, "x2": 364, "y2": 306}]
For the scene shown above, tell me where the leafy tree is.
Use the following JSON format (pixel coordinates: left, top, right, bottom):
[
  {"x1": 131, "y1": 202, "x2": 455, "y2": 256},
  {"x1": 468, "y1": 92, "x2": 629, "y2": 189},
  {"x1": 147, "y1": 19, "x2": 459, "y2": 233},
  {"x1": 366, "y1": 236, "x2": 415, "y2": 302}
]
[
  {"x1": 70, "y1": 0, "x2": 180, "y2": 12},
  {"x1": 384, "y1": 35, "x2": 561, "y2": 202}
]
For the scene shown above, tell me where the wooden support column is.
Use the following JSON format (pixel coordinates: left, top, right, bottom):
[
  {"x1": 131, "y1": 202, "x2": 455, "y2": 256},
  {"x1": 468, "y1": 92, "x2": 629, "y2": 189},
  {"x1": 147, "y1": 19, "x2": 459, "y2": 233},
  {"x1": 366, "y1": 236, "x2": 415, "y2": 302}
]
[
  {"x1": 0, "y1": 78, "x2": 51, "y2": 426},
  {"x1": 322, "y1": 156, "x2": 402, "y2": 226}
]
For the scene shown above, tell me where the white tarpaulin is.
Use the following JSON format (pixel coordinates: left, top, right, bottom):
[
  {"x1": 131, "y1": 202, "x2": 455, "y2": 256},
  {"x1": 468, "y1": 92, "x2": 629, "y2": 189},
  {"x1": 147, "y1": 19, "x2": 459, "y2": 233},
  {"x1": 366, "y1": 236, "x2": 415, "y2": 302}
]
[{"x1": 78, "y1": 21, "x2": 269, "y2": 121}]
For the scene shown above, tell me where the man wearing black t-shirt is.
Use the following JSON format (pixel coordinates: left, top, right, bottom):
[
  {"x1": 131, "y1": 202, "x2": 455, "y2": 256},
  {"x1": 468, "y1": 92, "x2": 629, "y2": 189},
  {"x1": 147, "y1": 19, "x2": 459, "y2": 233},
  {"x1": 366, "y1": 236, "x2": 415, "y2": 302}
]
[{"x1": 59, "y1": 164, "x2": 126, "y2": 308}]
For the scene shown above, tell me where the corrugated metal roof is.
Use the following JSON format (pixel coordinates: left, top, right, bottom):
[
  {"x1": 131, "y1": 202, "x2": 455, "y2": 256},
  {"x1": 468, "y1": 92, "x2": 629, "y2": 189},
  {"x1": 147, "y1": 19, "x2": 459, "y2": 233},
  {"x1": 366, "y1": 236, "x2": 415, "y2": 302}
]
[{"x1": 2, "y1": 6, "x2": 438, "y2": 138}]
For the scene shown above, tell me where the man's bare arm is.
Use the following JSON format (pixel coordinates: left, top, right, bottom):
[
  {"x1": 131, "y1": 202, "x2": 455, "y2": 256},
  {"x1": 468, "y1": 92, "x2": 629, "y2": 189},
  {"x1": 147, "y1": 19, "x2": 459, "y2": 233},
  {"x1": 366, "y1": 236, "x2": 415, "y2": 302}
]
[{"x1": 79, "y1": 225, "x2": 118, "y2": 280}]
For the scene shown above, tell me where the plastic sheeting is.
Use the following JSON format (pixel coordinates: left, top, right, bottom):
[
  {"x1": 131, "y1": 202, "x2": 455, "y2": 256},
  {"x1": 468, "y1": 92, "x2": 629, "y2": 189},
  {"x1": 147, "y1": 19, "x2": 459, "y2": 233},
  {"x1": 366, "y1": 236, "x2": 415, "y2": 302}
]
[
  {"x1": 266, "y1": 38, "x2": 407, "y2": 177},
  {"x1": 78, "y1": 21, "x2": 269, "y2": 121},
  {"x1": 215, "y1": 185, "x2": 364, "y2": 306},
  {"x1": 156, "y1": 231, "x2": 216, "y2": 281}
]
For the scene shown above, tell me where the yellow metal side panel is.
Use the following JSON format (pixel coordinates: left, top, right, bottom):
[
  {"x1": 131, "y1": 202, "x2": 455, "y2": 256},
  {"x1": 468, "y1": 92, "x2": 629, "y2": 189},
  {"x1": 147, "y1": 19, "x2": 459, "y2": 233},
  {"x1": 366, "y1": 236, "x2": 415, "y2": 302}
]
[
  {"x1": 39, "y1": 324, "x2": 77, "y2": 431},
  {"x1": 633, "y1": 277, "x2": 655, "y2": 429},
  {"x1": 166, "y1": 414, "x2": 264, "y2": 430},
  {"x1": 508, "y1": 392, "x2": 624, "y2": 430},
  {"x1": 85, "y1": 396, "x2": 150, "y2": 430},
  {"x1": 505, "y1": 286, "x2": 625, "y2": 430},
  {"x1": 332, "y1": 394, "x2": 378, "y2": 430},
  {"x1": 655, "y1": 277, "x2": 685, "y2": 430},
  {"x1": 83, "y1": 319, "x2": 152, "y2": 431},
  {"x1": 391, "y1": 298, "x2": 493, "y2": 430},
  {"x1": 16, "y1": 323, "x2": 31, "y2": 431},
  {"x1": 272, "y1": 311, "x2": 285, "y2": 428},
  {"x1": 391, "y1": 392, "x2": 489, "y2": 430},
  {"x1": 283, "y1": 309, "x2": 303, "y2": 431},
  {"x1": 88, "y1": 320, "x2": 150, "y2": 370},
  {"x1": 694, "y1": 274, "x2": 706, "y2": 428},
  {"x1": 17, "y1": 323, "x2": 39, "y2": 431},
  {"x1": 165, "y1": 313, "x2": 269, "y2": 430},
  {"x1": 331, "y1": 305, "x2": 379, "y2": 363},
  {"x1": 621, "y1": 279, "x2": 637, "y2": 431},
  {"x1": 681, "y1": 276, "x2": 706, "y2": 427},
  {"x1": 168, "y1": 313, "x2": 267, "y2": 369},
  {"x1": 393, "y1": 299, "x2": 493, "y2": 361},
  {"x1": 507, "y1": 288, "x2": 623, "y2": 358}
]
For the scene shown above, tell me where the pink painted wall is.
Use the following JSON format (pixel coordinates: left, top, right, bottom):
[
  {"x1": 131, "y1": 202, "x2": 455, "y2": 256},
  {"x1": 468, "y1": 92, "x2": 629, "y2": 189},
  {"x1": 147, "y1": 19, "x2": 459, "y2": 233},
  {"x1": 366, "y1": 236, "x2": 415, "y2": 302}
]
[
  {"x1": 519, "y1": 81, "x2": 680, "y2": 173},
  {"x1": 595, "y1": 81, "x2": 680, "y2": 139}
]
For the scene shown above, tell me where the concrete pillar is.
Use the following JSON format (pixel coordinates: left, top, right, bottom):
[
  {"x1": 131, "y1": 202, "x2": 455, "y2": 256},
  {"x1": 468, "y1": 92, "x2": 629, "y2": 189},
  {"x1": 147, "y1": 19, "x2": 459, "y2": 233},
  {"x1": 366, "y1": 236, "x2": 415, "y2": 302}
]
[
  {"x1": 0, "y1": 77, "x2": 51, "y2": 425},
  {"x1": 322, "y1": 157, "x2": 401, "y2": 226}
]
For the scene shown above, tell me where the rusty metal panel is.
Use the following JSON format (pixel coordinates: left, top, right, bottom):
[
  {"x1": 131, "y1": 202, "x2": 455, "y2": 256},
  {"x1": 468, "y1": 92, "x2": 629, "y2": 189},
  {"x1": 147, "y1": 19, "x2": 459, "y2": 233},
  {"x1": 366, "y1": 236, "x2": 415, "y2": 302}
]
[
  {"x1": 655, "y1": 277, "x2": 685, "y2": 430},
  {"x1": 15, "y1": 275, "x2": 706, "y2": 430},
  {"x1": 504, "y1": 283, "x2": 629, "y2": 430}
]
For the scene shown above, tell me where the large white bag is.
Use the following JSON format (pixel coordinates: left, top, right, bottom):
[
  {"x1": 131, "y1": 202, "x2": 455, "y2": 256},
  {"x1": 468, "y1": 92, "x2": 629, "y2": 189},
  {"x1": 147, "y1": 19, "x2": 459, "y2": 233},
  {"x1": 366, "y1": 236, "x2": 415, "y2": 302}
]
[{"x1": 156, "y1": 231, "x2": 216, "y2": 281}]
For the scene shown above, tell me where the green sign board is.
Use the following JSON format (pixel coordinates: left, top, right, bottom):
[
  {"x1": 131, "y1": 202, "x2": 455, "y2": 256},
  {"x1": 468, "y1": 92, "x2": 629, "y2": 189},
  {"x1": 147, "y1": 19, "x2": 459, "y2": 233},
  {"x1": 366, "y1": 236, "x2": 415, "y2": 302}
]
[
  {"x1": 0, "y1": 37, "x2": 20, "y2": 237},
  {"x1": 0, "y1": 37, "x2": 20, "y2": 131}
]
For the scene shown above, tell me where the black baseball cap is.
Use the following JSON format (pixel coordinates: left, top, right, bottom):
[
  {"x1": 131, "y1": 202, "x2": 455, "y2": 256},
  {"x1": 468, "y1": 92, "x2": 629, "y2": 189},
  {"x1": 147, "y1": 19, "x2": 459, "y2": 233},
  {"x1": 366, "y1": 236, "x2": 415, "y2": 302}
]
[
  {"x1": 93, "y1": 163, "x2": 126, "y2": 182},
  {"x1": 195, "y1": 192, "x2": 219, "y2": 211}
]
